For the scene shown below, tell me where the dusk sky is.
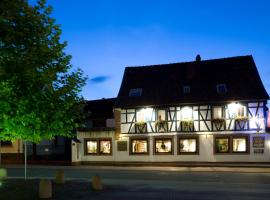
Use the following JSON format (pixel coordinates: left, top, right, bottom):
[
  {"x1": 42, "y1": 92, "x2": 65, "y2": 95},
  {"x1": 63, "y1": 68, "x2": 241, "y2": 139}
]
[{"x1": 42, "y1": 0, "x2": 270, "y2": 100}]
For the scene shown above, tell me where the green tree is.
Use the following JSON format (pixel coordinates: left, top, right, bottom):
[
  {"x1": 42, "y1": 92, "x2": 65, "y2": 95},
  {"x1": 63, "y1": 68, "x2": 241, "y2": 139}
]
[{"x1": 0, "y1": 0, "x2": 87, "y2": 177}]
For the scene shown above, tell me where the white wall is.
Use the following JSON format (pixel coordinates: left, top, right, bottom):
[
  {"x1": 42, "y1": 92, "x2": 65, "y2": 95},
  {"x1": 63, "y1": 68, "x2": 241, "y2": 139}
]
[{"x1": 73, "y1": 130, "x2": 270, "y2": 163}]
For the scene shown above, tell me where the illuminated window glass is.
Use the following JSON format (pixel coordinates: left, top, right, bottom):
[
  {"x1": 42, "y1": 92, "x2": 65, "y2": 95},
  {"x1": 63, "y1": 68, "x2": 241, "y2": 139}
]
[
  {"x1": 155, "y1": 139, "x2": 172, "y2": 154},
  {"x1": 232, "y1": 137, "x2": 247, "y2": 152},
  {"x1": 213, "y1": 106, "x2": 222, "y2": 119},
  {"x1": 157, "y1": 110, "x2": 166, "y2": 121},
  {"x1": 86, "y1": 140, "x2": 97, "y2": 154},
  {"x1": 215, "y1": 138, "x2": 229, "y2": 153},
  {"x1": 131, "y1": 139, "x2": 148, "y2": 154},
  {"x1": 181, "y1": 107, "x2": 193, "y2": 120},
  {"x1": 237, "y1": 105, "x2": 246, "y2": 117},
  {"x1": 136, "y1": 108, "x2": 153, "y2": 122},
  {"x1": 99, "y1": 140, "x2": 111, "y2": 154},
  {"x1": 179, "y1": 138, "x2": 197, "y2": 153}
]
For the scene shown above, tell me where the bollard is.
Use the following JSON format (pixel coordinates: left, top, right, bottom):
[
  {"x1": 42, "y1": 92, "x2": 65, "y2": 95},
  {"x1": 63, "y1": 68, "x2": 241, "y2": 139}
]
[
  {"x1": 39, "y1": 179, "x2": 52, "y2": 199},
  {"x1": 92, "y1": 175, "x2": 103, "y2": 191},
  {"x1": 55, "y1": 170, "x2": 65, "y2": 184},
  {"x1": 0, "y1": 168, "x2": 7, "y2": 180}
]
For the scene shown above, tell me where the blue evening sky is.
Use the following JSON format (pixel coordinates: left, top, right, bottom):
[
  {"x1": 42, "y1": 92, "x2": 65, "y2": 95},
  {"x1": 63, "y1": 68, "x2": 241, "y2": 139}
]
[{"x1": 41, "y1": 0, "x2": 270, "y2": 100}]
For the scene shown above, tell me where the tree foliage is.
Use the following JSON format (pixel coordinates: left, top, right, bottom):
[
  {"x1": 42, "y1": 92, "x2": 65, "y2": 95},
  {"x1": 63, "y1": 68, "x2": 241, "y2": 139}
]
[{"x1": 0, "y1": 0, "x2": 87, "y2": 142}]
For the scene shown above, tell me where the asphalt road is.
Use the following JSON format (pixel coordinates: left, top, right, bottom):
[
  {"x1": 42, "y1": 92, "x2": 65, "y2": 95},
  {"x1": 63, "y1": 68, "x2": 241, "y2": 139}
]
[{"x1": 3, "y1": 165, "x2": 270, "y2": 200}]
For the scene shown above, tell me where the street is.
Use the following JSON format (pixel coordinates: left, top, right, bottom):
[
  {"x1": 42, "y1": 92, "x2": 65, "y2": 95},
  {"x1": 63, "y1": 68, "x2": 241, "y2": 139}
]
[{"x1": 2, "y1": 165, "x2": 270, "y2": 200}]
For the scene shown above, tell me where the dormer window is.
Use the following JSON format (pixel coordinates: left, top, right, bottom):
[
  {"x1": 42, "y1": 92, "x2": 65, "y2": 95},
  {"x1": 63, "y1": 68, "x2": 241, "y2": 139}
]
[
  {"x1": 129, "y1": 88, "x2": 142, "y2": 97},
  {"x1": 183, "y1": 86, "x2": 190, "y2": 94},
  {"x1": 216, "y1": 84, "x2": 227, "y2": 94}
]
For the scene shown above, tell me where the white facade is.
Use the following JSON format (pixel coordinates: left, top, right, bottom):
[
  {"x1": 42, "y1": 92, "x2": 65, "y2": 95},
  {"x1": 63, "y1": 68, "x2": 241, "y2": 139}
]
[{"x1": 72, "y1": 101, "x2": 270, "y2": 164}]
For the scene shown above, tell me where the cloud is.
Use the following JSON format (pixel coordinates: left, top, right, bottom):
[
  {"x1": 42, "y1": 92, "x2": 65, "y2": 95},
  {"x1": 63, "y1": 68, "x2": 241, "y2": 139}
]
[{"x1": 89, "y1": 75, "x2": 111, "y2": 84}]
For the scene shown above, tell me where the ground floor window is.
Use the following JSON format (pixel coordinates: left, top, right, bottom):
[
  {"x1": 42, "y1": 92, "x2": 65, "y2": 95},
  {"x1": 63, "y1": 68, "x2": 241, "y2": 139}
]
[
  {"x1": 85, "y1": 138, "x2": 112, "y2": 155},
  {"x1": 178, "y1": 136, "x2": 199, "y2": 154},
  {"x1": 214, "y1": 135, "x2": 249, "y2": 154},
  {"x1": 86, "y1": 140, "x2": 98, "y2": 154},
  {"x1": 232, "y1": 137, "x2": 247, "y2": 153},
  {"x1": 99, "y1": 139, "x2": 111, "y2": 154},
  {"x1": 154, "y1": 138, "x2": 173, "y2": 154},
  {"x1": 215, "y1": 137, "x2": 229, "y2": 153},
  {"x1": 130, "y1": 138, "x2": 148, "y2": 154}
]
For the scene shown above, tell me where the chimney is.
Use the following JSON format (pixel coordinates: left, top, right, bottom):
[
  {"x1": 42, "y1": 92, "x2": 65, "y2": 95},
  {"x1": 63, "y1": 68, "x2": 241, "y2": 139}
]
[{"x1": 196, "y1": 54, "x2": 201, "y2": 62}]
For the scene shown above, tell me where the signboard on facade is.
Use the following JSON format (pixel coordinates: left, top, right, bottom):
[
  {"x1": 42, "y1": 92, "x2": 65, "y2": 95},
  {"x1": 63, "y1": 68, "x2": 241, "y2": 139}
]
[
  {"x1": 254, "y1": 149, "x2": 264, "y2": 154},
  {"x1": 252, "y1": 136, "x2": 265, "y2": 148},
  {"x1": 117, "y1": 141, "x2": 128, "y2": 151}
]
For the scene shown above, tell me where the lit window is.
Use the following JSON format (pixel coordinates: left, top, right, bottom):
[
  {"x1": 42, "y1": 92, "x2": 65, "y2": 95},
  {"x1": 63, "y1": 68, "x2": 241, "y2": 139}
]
[
  {"x1": 155, "y1": 138, "x2": 172, "y2": 154},
  {"x1": 183, "y1": 86, "x2": 190, "y2": 94},
  {"x1": 179, "y1": 138, "x2": 197, "y2": 153},
  {"x1": 99, "y1": 140, "x2": 111, "y2": 154},
  {"x1": 227, "y1": 103, "x2": 246, "y2": 118},
  {"x1": 213, "y1": 106, "x2": 222, "y2": 119},
  {"x1": 157, "y1": 110, "x2": 166, "y2": 121},
  {"x1": 237, "y1": 105, "x2": 246, "y2": 117},
  {"x1": 136, "y1": 108, "x2": 153, "y2": 122},
  {"x1": 86, "y1": 140, "x2": 98, "y2": 154},
  {"x1": 181, "y1": 107, "x2": 193, "y2": 120},
  {"x1": 129, "y1": 88, "x2": 142, "y2": 97},
  {"x1": 216, "y1": 84, "x2": 227, "y2": 94},
  {"x1": 131, "y1": 139, "x2": 148, "y2": 154},
  {"x1": 215, "y1": 135, "x2": 249, "y2": 154},
  {"x1": 215, "y1": 138, "x2": 229, "y2": 153},
  {"x1": 85, "y1": 138, "x2": 112, "y2": 155},
  {"x1": 232, "y1": 137, "x2": 247, "y2": 152}
]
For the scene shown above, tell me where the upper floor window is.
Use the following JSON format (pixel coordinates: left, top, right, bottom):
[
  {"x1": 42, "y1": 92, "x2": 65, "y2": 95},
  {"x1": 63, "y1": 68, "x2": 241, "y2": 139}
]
[
  {"x1": 237, "y1": 105, "x2": 246, "y2": 117},
  {"x1": 136, "y1": 108, "x2": 153, "y2": 122},
  {"x1": 157, "y1": 109, "x2": 166, "y2": 121},
  {"x1": 213, "y1": 106, "x2": 223, "y2": 119},
  {"x1": 183, "y1": 86, "x2": 190, "y2": 94},
  {"x1": 216, "y1": 84, "x2": 227, "y2": 94},
  {"x1": 181, "y1": 107, "x2": 193, "y2": 120},
  {"x1": 129, "y1": 88, "x2": 142, "y2": 97},
  {"x1": 228, "y1": 103, "x2": 246, "y2": 118}
]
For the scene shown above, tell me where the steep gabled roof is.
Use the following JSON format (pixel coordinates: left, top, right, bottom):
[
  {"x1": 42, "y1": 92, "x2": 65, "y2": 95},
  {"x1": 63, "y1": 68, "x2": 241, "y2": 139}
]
[{"x1": 115, "y1": 55, "x2": 269, "y2": 108}]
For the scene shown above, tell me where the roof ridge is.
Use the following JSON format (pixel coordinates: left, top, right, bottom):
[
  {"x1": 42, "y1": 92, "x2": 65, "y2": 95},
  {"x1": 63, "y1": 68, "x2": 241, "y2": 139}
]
[{"x1": 125, "y1": 55, "x2": 253, "y2": 69}]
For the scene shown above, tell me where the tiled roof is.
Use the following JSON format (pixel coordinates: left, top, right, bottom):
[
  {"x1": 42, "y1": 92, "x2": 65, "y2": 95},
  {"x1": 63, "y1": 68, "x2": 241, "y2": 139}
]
[{"x1": 115, "y1": 55, "x2": 269, "y2": 108}]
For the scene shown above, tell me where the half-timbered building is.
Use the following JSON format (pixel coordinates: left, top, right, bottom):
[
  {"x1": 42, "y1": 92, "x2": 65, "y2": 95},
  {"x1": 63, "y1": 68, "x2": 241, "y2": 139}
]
[{"x1": 73, "y1": 55, "x2": 270, "y2": 165}]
